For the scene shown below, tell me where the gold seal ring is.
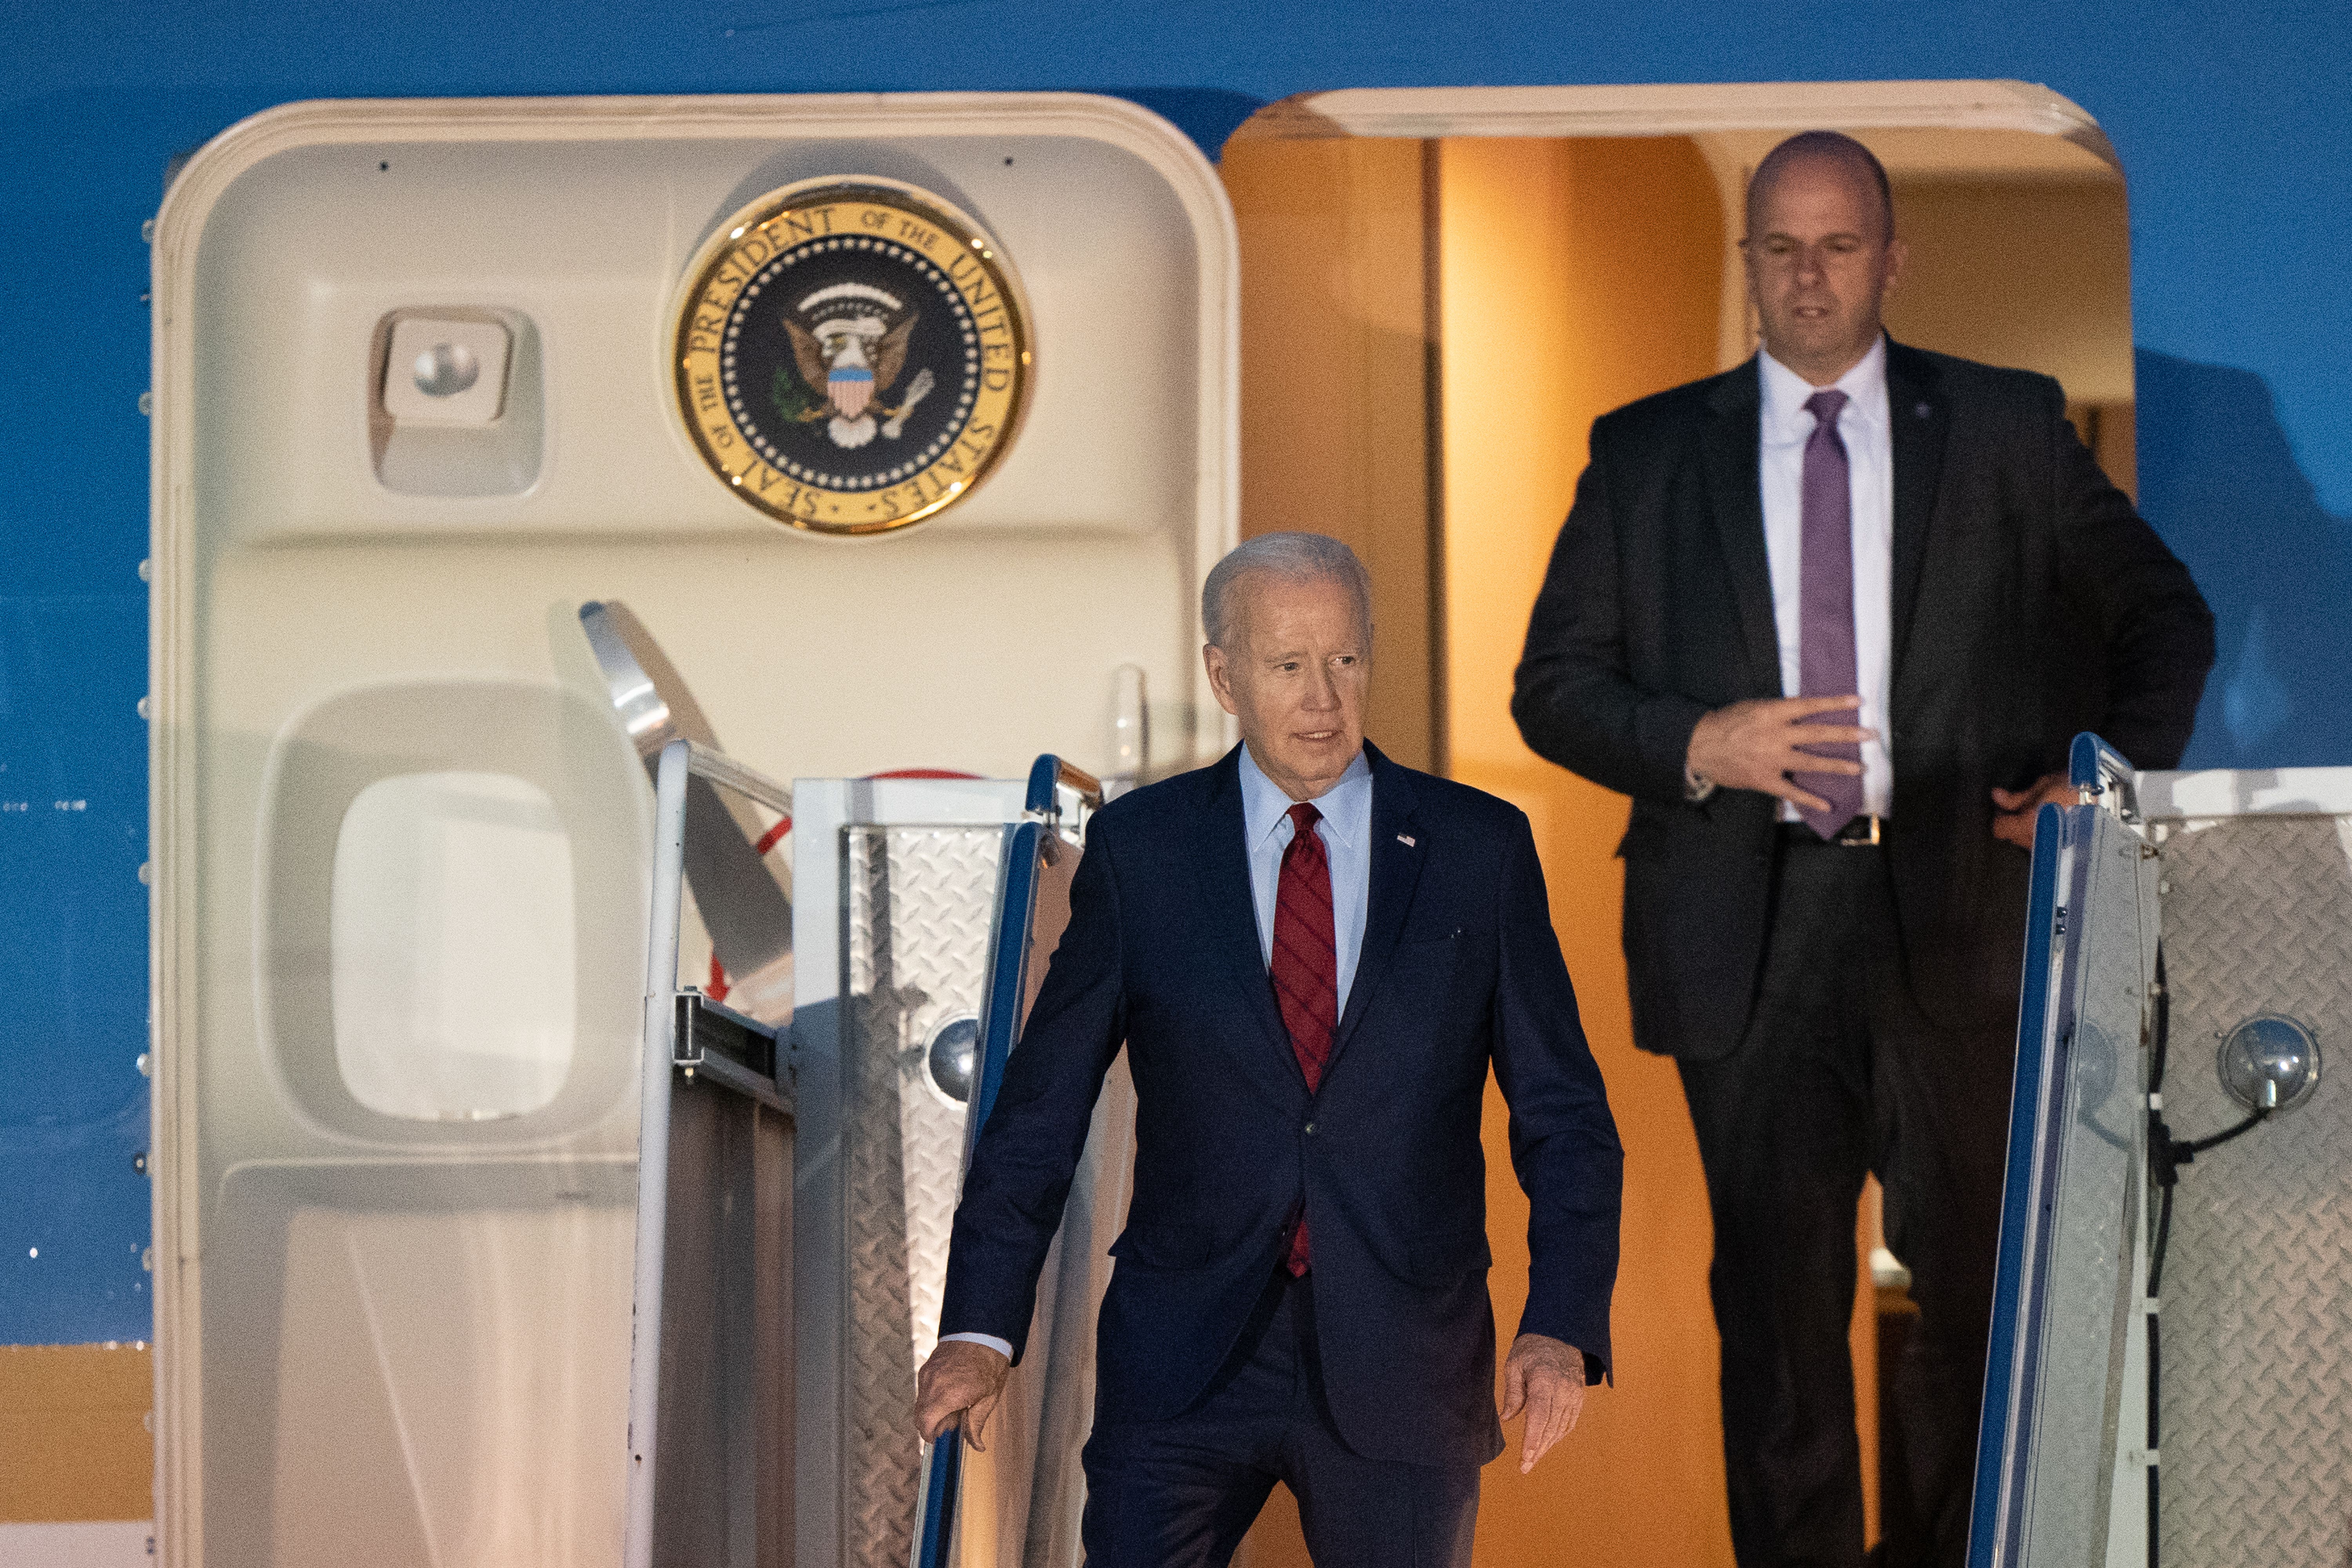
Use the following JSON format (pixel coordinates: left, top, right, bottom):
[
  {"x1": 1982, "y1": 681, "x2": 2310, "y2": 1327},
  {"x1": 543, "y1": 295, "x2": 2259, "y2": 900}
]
[{"x1": 671, "y1": 176, "x2": 1033, "y2": 535}]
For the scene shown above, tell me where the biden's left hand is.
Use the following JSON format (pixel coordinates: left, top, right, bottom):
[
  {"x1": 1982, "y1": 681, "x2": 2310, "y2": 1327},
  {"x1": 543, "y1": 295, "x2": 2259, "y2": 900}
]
[{"x1": 1499, "y1": 1332, "x2": 1587, "y2": 1474}]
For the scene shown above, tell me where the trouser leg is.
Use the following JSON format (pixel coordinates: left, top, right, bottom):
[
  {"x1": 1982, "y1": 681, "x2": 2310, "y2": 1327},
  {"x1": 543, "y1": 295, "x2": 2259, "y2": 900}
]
[
  {"x1": 1872, "y1": 978, "x2": 2013, "y2": 1568},
  {"x1": 1678, "y1": 843, "x2": 1879, "y2": 1568},
  {"x1": 1682, "y1": 841, "x2": 2016, "y2": 1568},
  {"x1": 1281, "y1": 1272, "x2": 1480, "y2": 1568},
  {"x1": 1080, "y1": 1273, "x2": 1290, "y2": 1568},
  {"x1": 1081, "y1": 1267, "x2": 1482, "y2": 1568}
]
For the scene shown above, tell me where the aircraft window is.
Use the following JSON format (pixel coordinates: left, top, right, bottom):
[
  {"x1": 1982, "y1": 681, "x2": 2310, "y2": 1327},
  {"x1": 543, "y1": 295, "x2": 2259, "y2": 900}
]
[{"x1": 331, "y1": 770, "x2": 577, "y2": 1122}]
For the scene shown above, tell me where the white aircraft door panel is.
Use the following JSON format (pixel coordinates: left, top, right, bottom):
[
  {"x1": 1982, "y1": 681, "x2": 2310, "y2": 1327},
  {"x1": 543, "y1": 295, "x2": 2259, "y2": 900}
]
[{"x1": 150, "y1": 91, "x2": 1234, "y2": 1568}]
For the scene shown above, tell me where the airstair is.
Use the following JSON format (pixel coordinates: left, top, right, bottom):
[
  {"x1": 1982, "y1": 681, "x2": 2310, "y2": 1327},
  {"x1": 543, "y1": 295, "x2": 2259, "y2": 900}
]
[
  {"x1": 1973, "y1": 735, "x2": 2352, "y2": 1568},
  {"x1": 601, "y1": 606, "x2": 1134, "y2": 1568}
]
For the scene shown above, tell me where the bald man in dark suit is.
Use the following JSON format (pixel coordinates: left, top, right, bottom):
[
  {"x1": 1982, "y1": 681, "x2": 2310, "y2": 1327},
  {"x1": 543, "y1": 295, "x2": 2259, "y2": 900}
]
[{"x1": 1513, "y1": 132, "x2": 2212, "y2": 1567}]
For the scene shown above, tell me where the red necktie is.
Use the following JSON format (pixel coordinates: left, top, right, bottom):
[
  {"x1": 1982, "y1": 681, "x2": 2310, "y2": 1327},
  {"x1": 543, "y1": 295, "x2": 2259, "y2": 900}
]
[{"x1": 1271, "y1": 802, "x2": 1337, "y2": 1274}]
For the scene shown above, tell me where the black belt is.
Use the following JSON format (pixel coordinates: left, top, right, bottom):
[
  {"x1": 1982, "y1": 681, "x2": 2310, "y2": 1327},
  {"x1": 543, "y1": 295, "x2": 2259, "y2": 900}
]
[{"x1": 1779, "y1": 815, "x2": 1886, "y2": 847}]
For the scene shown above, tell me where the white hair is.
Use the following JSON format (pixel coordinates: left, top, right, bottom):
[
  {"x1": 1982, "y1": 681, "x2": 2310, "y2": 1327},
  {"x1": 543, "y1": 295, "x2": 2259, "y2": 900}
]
[{"x1": 1202, "y1": 532, "x2": 1374, "y2": 652}]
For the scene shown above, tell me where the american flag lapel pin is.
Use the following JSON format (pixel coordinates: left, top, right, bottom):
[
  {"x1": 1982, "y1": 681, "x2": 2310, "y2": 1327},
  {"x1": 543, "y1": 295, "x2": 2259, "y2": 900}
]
[{"x1": 1397, "y1": 833, "x2": 1416, "y2": 848}]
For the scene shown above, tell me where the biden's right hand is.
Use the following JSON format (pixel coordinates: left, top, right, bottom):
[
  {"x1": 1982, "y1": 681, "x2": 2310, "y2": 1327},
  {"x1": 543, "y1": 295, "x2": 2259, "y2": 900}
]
[{"x1": 914, "y1": 1339, "x2": 1011, "y2": 1452}]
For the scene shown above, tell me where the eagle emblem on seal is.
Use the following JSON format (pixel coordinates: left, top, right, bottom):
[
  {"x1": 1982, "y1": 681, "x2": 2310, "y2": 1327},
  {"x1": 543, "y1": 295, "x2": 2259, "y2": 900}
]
[
  {"x1": 671, "y1": 176, "x2": 1033, "y2": 535},
  {"x1": 778, "y1": 283, "x2": 937, "y2": 449}
]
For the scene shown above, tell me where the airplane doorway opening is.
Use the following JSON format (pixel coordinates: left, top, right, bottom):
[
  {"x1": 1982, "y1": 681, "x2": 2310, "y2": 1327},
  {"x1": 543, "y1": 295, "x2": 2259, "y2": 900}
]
[{"x1": 1221, "y1": 81, "x2": 2136, "y2": 1568}]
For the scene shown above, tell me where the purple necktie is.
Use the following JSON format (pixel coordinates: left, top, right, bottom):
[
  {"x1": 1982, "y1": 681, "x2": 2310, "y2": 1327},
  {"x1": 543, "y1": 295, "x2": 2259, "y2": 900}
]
[{"x1": 1797, "y1": 389, "x2": 1863, "y2": 840}]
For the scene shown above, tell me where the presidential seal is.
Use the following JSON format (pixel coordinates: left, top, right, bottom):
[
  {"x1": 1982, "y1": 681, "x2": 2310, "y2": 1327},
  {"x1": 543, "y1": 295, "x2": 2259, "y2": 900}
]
[{"x1": 671, "y1": 177, "x2": 1033, "y2": 535}]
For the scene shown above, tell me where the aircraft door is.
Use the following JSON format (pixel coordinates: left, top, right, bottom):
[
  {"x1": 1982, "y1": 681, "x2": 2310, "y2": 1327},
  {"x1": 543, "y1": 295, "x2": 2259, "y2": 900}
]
[{"x1": 149, "y1": 90, "x2": 1232, "y2": 1568}]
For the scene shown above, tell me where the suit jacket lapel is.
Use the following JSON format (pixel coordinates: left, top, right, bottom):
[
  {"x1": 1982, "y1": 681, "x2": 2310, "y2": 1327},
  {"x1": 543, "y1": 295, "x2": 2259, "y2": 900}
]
[
  {"x1": 1193, "y1": 748, "x2": 1307, "y2": 1094},
  {"x1": 1326, "y1": 745, "x2": 1423, "y2": 1071},
  {"x1": 1702, "y1": 359, "x2": 1782, "y2": 697},
  {"x1": 1886, "y1": 339, "x2": 1949, "y2": 689}
]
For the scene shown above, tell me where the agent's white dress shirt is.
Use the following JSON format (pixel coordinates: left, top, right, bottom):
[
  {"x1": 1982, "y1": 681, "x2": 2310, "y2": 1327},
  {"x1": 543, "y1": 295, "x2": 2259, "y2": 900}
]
[{"x1": 1759, "y1": 336, "x2": 1896, "y2": 821}]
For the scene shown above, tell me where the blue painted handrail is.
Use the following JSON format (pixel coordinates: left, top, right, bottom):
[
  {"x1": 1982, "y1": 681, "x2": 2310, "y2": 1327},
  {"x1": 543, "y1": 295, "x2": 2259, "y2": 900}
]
[
  {"x1": 1024, "y1": 754, "x2": 1063, "y2": 815},
  {"x1": 914, "y1": 779, "x2": 1059, "y2": 1568},
  {"x1": 2069, "y1": 731, "x2": 2139, "y2": 820},
  {"x1": 1025, "y1": 753, "x2": 1104, "y2": 820},
  {"x1": 914, "y1": 1434, "x2": 962, "y2": 1568},
  {"x1": 971, "y1": 819, "x2": 1044, "y2": 1145},
  {"x1": 1967, "y1": 800, "x2": 2078, "y2": 1568}
]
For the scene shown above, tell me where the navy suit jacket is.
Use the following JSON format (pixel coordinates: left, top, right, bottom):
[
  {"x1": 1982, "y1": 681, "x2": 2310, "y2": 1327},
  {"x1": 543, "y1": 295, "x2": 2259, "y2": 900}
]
[{"x1": 938, "y1": 742, "x2": 1622, "y2": 1468}]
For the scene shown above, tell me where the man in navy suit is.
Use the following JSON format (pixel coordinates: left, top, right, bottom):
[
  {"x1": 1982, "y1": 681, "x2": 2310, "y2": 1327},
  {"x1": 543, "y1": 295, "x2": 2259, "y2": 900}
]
[{"x1": 913, "y1": 532, "x2": 1623, "y2": 1566}]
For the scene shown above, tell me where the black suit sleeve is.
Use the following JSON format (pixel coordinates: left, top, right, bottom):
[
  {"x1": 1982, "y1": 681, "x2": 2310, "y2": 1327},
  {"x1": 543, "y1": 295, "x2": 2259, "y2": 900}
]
[
  {"x1": 2042, "y1": 383, "x2": 2215, "y2": 769},
  {"x1": 1512, "y1": 423, "x2": 1712, "y2": 804},
  {"x1": 936, "y1": 829, "x2": 1127, "y2": 1363},
  {"x1": 1489, "y1": 810, "x2": 1624, "y2": 1382}
]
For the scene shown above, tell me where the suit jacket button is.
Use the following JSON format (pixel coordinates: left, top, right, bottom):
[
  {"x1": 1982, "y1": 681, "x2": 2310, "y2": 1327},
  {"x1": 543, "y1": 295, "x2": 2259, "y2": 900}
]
[{"x1": 1304, "y1": 1122, "x2": 1316, "y2": 1136}]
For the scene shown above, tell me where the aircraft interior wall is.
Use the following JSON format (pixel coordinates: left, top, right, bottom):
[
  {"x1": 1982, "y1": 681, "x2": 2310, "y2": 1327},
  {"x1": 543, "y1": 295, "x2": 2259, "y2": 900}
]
[{"x1": 1435, "y1": 131, "x2": 1741, "y2": 1568}]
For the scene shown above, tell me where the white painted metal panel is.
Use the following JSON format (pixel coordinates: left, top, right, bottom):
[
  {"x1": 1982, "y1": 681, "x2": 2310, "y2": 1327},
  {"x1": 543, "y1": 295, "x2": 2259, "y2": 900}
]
[{"x1": 151, "y1": 92, "x2": 1232, "y2": 1568}]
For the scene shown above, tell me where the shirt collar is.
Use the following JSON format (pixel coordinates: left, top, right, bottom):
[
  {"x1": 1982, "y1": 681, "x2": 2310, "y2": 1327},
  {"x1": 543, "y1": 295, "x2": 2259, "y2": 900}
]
[
  {"x1": 1759, "y1": 334, "x2": 1887, "y2": 446},
  {"x1": 1239, "y1": 741, "x2": 1371, "y2": 850}
]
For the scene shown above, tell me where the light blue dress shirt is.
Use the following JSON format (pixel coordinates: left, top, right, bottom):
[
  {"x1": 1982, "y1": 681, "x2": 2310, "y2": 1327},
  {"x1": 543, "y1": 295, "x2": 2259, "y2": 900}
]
[
  {"x1": 1238, "y1": 741, "x2": 1373, "y2": 1014},
  {"x1": 936, "y1": 743, "x2": 1377, "y2": 1366}
]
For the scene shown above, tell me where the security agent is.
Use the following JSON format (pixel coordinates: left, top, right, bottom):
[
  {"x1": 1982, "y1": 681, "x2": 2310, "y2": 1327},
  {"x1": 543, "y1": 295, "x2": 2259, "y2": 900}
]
[{"x1": 1512, "y1": 132, "x2": 2212, "y2": 1567}]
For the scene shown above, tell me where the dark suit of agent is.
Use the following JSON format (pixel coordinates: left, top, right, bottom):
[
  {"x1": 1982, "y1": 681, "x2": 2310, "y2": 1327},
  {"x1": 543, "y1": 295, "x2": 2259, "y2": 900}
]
[
  {"x1": 1512, "y1": 134, "x2": 2212, "y2": 1568},
  {"x1": 917, "y1": 534, "x2": 1622, "y2": 1568}
]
